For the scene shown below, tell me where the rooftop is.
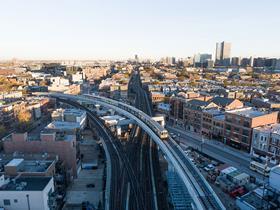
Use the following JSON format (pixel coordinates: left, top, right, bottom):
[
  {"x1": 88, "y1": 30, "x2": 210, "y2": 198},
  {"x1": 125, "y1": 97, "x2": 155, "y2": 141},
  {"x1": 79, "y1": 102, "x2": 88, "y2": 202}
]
[
  {"x1": 203, "y1": 108, "x2": 224, "y2": 116},
  {"x1": 6, "y1": 158, "x2": 24, "y2": 167},
  {"x1": 187, "y1": 99, "x2": 210, "y2": 107},
  {"x1": 52, "y1": 108, "x2": 86, "y2": 117},
  {"x1": 238, "y1": 191, "x2": 264, "y2": 209},
  {"x1": 254, "y1": 123, "x2": 280, "y2": 135},
  {"x1": 2, "y1": 158, "x2": 54, "y2": 174},
  {"x1": 46, "y1": 121, "x2": 81, "y2": 130},
  {"x1": 101, "y1": 115, "x2": 125, "y2": 121},
  {"x1": 213, "y1": 114, "x2": 225, "y2": 121},
  {"x1": 210, "y1": 96, "x2": 235, "y2": 107},
  {"x1": 63, "y1": 108, "x2": 86, "y2": 117},
  {"x1": 227, "y1": 107, "x2": 270, "y2": 118},
  {"x1": 0, "y1": 177, "x2": 52, "y2": 191}
]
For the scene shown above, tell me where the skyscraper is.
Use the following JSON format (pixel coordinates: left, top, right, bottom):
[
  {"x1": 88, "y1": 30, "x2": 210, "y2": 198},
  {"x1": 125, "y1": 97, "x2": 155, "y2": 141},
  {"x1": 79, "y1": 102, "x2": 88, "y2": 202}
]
[
  {"x1": 134, "y1": 54, "x2": 139, "y2": 62},
  {"x1": 215, "y1": 41, "x2": 231, "y2": 66}
]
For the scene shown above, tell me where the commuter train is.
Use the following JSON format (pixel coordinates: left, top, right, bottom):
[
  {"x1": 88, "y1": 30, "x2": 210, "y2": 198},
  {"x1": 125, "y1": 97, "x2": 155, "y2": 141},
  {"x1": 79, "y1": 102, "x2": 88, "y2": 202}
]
[{"x1": 83, "y1": 94, "x2": 169, "y2": 140}]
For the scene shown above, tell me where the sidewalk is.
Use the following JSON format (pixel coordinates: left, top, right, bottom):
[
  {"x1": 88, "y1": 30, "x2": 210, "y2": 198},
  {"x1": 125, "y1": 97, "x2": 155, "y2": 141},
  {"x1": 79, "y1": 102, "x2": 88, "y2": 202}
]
[{"x1": 167, "y1": 125, "x2": 252, "y2": 162}]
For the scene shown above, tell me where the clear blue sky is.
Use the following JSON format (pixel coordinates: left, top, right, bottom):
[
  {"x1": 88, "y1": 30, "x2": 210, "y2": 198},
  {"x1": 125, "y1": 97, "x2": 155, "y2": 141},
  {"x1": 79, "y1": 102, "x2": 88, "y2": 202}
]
[{"x1": 0, "y1": 0, "x2": 279, "y2": 60}]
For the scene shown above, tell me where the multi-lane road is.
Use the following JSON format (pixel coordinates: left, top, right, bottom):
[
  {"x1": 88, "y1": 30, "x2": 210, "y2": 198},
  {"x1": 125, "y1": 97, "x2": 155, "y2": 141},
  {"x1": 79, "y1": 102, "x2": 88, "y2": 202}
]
[{"x1": 167, "y1": 126, "x2": 266, "y2": 181}]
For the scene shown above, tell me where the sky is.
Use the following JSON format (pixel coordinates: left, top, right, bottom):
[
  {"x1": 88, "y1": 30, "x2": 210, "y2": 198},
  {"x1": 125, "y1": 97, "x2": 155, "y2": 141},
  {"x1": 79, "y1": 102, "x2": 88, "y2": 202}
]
[{"x1": 0, "y1": 0, "x2": 279, "y2": 60}]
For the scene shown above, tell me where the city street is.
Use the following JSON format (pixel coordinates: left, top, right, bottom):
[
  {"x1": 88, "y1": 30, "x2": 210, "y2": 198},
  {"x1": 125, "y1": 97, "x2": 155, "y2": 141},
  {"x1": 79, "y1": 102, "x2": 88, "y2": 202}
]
[{"x1": 167, "y1": 125, "x2": 266, "y2": 181}]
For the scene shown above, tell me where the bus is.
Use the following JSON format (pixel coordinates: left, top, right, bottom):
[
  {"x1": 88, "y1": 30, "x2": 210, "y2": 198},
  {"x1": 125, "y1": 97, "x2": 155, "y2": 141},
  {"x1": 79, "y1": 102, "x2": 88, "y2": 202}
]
[{"x1": 249, "y1": 161, "x2": 270, "y2": 177}]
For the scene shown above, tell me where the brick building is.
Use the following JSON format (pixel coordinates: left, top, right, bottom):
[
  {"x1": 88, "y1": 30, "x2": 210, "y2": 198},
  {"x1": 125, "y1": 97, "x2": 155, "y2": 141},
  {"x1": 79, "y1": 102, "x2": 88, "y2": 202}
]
[
  {"x1": 224, "y1": 107, "x2": 278, "y2": 152},
  {"x1": 2, "y1": 131, "x2": 78, "y2": 178},
  {"x1": 169, "y1": 93, "x2": 212, "y2": 126},
  {"x1": 210, "y1": 97, "x2": 243, "y2": 110},
  {"x1": 184, "y1": 99, "x2": 218, "y2": 133},
  {"x1": 201, "y1": 109, "x2": 225, "y2": 139}
]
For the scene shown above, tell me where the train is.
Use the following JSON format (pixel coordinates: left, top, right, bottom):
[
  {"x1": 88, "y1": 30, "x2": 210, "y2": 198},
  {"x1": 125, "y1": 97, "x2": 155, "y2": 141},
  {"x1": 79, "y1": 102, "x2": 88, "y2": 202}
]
[
  {"x1": 48, "y1": 92, "x2": 169, "y2": 140},
  {"x1": 83, "y1": 94, "x2": 169, "y2": 140}
]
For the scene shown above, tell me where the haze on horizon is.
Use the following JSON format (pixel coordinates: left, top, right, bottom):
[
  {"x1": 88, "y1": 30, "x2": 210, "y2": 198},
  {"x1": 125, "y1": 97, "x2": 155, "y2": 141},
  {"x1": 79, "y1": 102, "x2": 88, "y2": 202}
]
[{"x1": 0, "y1": 0, "x2": 279, "y2": 60}]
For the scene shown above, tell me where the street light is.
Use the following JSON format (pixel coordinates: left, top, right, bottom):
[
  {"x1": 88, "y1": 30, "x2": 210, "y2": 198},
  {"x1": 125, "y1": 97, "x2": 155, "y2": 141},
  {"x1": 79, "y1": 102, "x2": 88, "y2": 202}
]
[
  {"x1": 261, "y1": 158, "x2": 269, "y2": 209},
  {"x1": 26, "y1": 194, "x2": 31, "y2": 210},
  {"x1": 200, "y1": 136, "x2": 205, "y2": 153}
]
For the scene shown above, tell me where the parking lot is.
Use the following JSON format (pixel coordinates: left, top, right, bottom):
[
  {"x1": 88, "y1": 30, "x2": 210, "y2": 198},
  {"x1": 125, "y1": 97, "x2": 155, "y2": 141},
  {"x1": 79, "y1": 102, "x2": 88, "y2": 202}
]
[{"x1": 64, "y1": 129, "x2": 104, "y2": 209}]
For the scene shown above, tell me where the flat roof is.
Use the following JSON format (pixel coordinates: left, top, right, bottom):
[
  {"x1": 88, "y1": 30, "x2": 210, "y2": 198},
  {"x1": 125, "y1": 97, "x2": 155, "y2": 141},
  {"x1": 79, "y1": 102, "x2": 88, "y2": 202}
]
[
  {"x1": 239, "y1": 191, "x2": 263, "y2": 209},
  {"x1": 254, "y1": 123, "x2": 280, "y2": 135},
  {"x1": 101, "y1": 115, "x2": 125, "y2": 121},
  {"x1": 203, "y1": 108, "x2": 224, "y2": 116},
  {"x1": 6, "y1": 158, "x2": 24, "y2": 167},
  {"x1": 0, "y1": 177, "x2": 52, "y2": 191},
  {"x1": 227, "y1": 107, "x2": 269, "y2": 118},
  {"x1": 213, "y1": 114, "x2": 225, "y2": 121},
  {"x1": 46, "y1": 121, "x2": 80, "y2": 130},
  {"x1": 221, "y1": 166, "x2": 237, "y2": 174},
  {"x1": 63, "y1": 108, "x2": 86, "y2": 116},
  {"x1": 5, "y1": 159, "x2": 54, "y2": 173}
]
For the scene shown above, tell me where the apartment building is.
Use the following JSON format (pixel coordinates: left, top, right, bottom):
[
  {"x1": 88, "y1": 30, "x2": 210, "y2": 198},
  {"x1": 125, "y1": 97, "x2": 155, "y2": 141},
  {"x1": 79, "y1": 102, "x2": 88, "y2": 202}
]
[
  {"x1": 2, "y1": 131, "x2": 78, "y2": 178},
  {"x1": 252, "y1": 124, "x2": 280, "y2": 163},
  {"x1": 1, "y1": 158, "x2": 56, "y2": 177},
  {"x1": 209, "y1": 97, "x2": 243, "y2": 110},
  {"x1": 224, "y1": 107, "x2": 278, "y2": 152},
  {"x1": 0, "y1": 176, "x2": 55, "y2": 210},
  {"x1": 51, "y1": 108, "x2": 87, "y2": 129},
  {"x1": 184, "y1": 99, "x2": 218, "y2": 133},
  {"x1": 150, "y1": 92, "x2": 166, "y2": 104},
  {"x1": 212, "y1": 114, "x2": 225, "y2": 140},
  {"x1": 169, "y1": 93, "x2": 212, "y2": 126},
  {"x1": 201, "y1": 109, "x2": 225, "y2": 139}
]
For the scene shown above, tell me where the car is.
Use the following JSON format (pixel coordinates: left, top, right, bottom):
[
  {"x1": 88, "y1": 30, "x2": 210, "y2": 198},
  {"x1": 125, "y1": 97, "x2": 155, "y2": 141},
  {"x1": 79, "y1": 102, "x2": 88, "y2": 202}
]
[
  {"x1": 86, "y1": 183, "x2": 95, "y2": 188},
  {"x1": 204, "y1": 164, "x2": 215, "y2": 171},
  {"x1": 251, "y1": 156, "x2": 263, "y2": 163}
]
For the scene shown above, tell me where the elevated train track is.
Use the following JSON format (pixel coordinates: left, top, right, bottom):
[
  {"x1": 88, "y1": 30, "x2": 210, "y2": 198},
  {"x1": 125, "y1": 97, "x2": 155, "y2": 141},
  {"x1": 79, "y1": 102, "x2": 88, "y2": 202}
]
[{"x1": 43, "y1": 92, "x2": 225, "y2": 210}]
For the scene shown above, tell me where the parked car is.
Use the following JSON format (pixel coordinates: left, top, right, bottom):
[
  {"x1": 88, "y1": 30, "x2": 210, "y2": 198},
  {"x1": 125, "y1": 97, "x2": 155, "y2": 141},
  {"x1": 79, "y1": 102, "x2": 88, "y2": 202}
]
[
  {"x1": 204, "y1": 164, "x2": 215, "y2": 172},
  {"x1": 86, "y1": 183, "x2": 95, "y2": 188}
]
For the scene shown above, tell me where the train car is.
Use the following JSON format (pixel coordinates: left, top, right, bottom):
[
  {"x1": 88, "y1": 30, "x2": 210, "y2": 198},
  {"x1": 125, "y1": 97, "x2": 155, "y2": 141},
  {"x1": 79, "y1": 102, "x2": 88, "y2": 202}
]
[{"x1": 84, "y1": 94, "x2": 169, "y2": 140}]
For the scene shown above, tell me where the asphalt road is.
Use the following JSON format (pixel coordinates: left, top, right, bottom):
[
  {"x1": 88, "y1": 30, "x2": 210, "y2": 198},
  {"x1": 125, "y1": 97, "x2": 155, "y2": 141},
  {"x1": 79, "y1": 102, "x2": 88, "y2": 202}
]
[{"x1": 167, "y1": 126, "x2": 266, "y2": 182}]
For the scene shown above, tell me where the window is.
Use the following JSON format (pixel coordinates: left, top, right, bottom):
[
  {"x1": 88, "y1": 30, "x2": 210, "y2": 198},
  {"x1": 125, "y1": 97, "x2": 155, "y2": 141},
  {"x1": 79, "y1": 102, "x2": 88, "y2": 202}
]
[
  {"x1": 243, "y1": 129, "x2": 249, "y2": 136},
  {"x1": 243, "y1": 121, "x2": 250, "y2": 127},
  {"x1": 242, "y1": 137, "x2": 248, "y2": 143},
  {"x1": 226, "y1": 124, "x2": 231, "y2": 131},
  {"x1": 14, "y1": 199, "x2": 18, "y2": 203},
  {"x1": 3, "y1": 199, "x2": 11, "y2": 206},
  {"x1": 234, "y1": 127, "x2": 239, "y2": 132}
]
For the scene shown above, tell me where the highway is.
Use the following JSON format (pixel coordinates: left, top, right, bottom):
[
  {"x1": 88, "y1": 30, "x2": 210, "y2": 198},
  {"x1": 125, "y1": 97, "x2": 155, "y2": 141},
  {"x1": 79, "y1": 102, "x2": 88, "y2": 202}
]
[{"x1": 44, "y1": 92, "x2": 225, "y2": 210}]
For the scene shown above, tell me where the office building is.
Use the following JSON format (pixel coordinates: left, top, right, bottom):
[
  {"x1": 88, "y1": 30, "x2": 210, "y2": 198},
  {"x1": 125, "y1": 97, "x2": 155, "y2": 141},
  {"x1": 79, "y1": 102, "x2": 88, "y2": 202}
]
[
  {"x1": 231, "y1": 57, "x2": 241, "y2": 67},
  {"x1": 215, "y1": 41, "x2": 231, "y2": 66}
]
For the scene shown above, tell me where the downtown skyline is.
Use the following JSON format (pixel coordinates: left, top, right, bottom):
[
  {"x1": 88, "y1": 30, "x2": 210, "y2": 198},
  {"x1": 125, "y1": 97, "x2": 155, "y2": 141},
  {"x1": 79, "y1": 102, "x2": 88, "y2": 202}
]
[{"x1": 0, "y1": 0, "x2": 280, "y2": 60}]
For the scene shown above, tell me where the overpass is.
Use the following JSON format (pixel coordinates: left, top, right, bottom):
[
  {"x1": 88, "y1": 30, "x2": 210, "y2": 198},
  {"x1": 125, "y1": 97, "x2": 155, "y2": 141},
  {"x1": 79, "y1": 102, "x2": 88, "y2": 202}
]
[{"x1": 45, "y1": 92, "x2": 225, "y2": 210}]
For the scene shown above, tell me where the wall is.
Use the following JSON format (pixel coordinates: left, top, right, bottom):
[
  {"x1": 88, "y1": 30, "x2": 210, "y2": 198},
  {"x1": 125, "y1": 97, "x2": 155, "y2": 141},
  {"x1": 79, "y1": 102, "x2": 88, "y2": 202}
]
[
  {"x1": 0, "y1": 178, "x2": 54, "y2": 210},
  {"x1": 3, "y1": 133, "x2": 77, "y2": 177}
]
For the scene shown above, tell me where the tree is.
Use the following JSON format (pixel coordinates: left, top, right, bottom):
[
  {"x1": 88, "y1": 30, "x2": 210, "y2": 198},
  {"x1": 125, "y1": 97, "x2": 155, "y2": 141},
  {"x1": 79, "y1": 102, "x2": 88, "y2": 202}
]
[
  {"x1": 177, "y1": 75, "x2": 185, "y2": 81},
  {"x1": 0, "y1": 125, "x2": 6, "y2": 137},
  {"x1": 39, "y1": 80, "x2": 48, "y2": 86},
  {"x1": 16, "y1": 109, "x2": 32, "y2": 132}
]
